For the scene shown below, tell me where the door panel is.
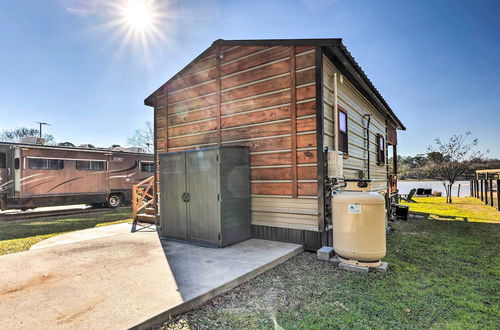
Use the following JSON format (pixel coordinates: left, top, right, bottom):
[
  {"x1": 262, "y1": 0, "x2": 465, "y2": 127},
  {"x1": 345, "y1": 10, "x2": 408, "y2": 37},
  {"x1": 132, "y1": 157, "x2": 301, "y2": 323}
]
[
  {"x1": 186, "y1": 150, "x2": 219, "y2": 245},
  {"x1": 160, "y1": 153, "x2": 188, "y2": 240},
  {"x1": 0, "y1": 146, "x2": 11, "y2": 195}
]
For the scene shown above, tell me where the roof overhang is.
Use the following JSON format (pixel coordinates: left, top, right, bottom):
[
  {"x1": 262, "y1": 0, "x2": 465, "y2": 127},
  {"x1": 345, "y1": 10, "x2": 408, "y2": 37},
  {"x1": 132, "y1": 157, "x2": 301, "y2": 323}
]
[{"x1": 144, "y1": 38, "x2": 406, "y2": 131}]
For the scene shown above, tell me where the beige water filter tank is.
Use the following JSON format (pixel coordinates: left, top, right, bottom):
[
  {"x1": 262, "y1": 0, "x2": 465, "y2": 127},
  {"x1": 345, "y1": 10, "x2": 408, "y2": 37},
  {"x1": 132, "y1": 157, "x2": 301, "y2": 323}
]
[{"x1": 332, "y1": 181, "x2": 386, "y2": 266}]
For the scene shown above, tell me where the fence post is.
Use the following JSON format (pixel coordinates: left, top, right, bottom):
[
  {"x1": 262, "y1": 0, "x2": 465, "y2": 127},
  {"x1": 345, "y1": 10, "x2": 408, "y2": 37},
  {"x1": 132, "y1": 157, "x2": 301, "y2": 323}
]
[
  {"x1": 480, "y1": 179, "x2": 484, "y2": 201},
  {"x1": 485, "y1": 180, "x2": 489, "y2": 205},
  {"x1": 458, "y1": 184, "x2": 461, "y2": 197},
  {"x1": 497, "y1": 179, "x2": 500, "y2": 211},
  {"x1": 132, "y1": 184, "x2": 137, "y2": 223},
  {"x1": 490, "y1": 179, "x2": 494, "y2": 207}
]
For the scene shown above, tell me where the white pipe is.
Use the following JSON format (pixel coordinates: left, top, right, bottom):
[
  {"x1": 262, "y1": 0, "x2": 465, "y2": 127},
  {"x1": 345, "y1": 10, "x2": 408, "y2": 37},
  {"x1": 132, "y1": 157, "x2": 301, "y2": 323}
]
[{"x1": 333, "y1": 73, "x2": 339, "y2": 153}]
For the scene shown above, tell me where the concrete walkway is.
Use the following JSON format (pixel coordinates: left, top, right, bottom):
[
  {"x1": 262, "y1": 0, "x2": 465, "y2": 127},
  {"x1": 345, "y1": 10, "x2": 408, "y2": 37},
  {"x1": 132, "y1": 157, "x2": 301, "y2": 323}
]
[
  {"x1": 0, "y1": 224, "x2": 302, "y2": 329},
  {"x1": 30, "y1": 222, "x2": 134, "y2": 250}
]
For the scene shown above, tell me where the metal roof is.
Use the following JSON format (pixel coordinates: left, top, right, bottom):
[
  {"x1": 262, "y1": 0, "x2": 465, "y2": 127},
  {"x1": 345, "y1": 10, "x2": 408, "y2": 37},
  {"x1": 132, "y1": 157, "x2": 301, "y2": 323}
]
[
  {"x1": 0, "y1": 141, "x2": 153, "y2": 155},
  {"x1": 144, "y1": 38, "x2": 405, "y2": 130}
]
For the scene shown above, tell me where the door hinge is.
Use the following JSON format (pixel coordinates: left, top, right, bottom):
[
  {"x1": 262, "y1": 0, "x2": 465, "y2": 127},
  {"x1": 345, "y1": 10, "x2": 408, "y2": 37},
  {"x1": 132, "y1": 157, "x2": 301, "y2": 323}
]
[
  {"x1": 216, "y1": 154, "x2": 219, "y2": 162},
  {"x1": 217, "y1": 193, "x2": 220, "y2": 202},
  {"x1": 218, "y1": 233, "x2": 221, "y2": 241}
]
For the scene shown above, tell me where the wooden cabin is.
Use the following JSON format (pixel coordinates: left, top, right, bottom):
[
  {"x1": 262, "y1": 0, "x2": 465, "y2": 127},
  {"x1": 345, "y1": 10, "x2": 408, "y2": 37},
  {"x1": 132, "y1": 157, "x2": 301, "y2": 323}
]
[{"x1": 145, "y1": 39, "x2": 405, "y2": 250}]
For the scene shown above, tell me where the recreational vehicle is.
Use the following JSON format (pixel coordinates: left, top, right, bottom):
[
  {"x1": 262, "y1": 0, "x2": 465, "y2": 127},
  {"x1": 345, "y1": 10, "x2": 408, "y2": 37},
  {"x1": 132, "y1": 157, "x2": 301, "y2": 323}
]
[{"x1": 0, "y1": 142, "x2": 153, "y2": 210}]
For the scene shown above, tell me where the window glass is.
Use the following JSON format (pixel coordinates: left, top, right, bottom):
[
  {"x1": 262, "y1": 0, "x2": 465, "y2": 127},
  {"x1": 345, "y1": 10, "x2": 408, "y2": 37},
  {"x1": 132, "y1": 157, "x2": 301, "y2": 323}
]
[
  {"x1": 0, "y1": 153, "x2": 6, "y2": 168},
  {"x1": 28, "y1": 158, "x2": 64, "y2": 170},
  {"x1": 377, "y1": 135, "x2": 385, "y2": 165},
  {"x1": 140, "y1": 161, "x2": 154, "y2": 172},
  {"x1": 338, "y1": 110, "x2": 348, "y2": 153},
  {"x1": 76, "y1": 160, "x2": 106, "y2": 171},
  {"x1": 339, "y1": 111, "x2": 347, "y2": 133}
]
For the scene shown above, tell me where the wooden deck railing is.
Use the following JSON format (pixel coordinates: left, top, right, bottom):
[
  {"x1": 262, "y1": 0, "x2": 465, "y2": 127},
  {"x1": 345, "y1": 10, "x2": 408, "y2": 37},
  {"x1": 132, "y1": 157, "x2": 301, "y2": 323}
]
[
  {"x1": 473, "y1": 169, "x2": 500, "y2": 211},
  {"x1": 132, "y1": 176, "x2": 156, "y2": 224}
]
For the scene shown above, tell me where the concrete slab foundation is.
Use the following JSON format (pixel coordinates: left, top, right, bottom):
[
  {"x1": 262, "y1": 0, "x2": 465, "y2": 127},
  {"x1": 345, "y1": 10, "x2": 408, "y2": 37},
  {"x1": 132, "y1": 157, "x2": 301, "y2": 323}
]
[
  {"x1": 371, "y1": 261, "x2": 389, "y2": 273},
  {"x1": 338, "y1": 261, "x2": 370, "y2": 273},
  {"x1": 317, "y1": 246, "x2": 334, "y2": 261},
  {"x1": 0, "y1": 224, "x2": 302, "y2": 329},
  {"x1": 329, "y1": 256, "x2": 389, "y2": 274}
]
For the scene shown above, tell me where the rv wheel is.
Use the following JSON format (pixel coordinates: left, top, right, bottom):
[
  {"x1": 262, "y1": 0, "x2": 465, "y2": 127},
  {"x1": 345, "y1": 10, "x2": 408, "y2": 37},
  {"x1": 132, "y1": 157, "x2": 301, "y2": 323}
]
[{"x1": 107, "y1": 194, "x2": 122, "y2": 208}]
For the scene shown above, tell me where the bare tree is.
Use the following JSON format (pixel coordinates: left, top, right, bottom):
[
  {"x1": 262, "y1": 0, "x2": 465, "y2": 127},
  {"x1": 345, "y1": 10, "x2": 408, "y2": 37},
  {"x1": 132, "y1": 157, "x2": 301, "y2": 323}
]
[
  {"x1": 0, "y1": 127, "x2": 56, "y2": 144},
  {"x1": 128, "y1": 121, "x2": 153, "y2": 153},
  {"x1": 426, "y1": 132, "x2": 483, "y2": 203}
]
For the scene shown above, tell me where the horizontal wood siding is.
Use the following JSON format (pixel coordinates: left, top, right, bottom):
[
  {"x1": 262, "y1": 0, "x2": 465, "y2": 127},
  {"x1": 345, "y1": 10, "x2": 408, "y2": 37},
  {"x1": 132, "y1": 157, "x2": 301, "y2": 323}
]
[
  {"x1": 154, "y1": 45, "x2": 320, "y2": 232},
  {"x1": 322, "y1": 55, "x2": 388, "y2": 192}
]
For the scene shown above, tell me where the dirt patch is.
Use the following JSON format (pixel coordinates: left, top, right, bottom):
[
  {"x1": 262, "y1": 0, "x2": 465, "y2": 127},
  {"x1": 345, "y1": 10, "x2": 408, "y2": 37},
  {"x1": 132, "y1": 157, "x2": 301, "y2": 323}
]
[
  {"x1": 56, "y1": 296, "x2": 107, "y2": 324},
  {"x1": 1, "y1": 273, "x2": 55, "y2": 296}
]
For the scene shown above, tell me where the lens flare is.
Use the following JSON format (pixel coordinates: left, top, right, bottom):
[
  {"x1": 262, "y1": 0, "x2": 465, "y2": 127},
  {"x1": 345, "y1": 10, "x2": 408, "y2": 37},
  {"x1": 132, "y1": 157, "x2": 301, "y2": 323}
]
[
  {"x1": 94, "y1": 0, "x2": 171, "y2": 57},
  {"x1": 121, "y1": 0, "x2": 154, "y2": 32}
]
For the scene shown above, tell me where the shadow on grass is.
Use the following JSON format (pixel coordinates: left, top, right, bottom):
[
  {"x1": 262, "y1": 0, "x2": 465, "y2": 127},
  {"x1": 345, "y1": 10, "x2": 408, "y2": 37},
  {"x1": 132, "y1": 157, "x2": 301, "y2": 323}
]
[
  {"x1": 409, "y1": 211, "x2": 500, "y2": 224},
  {"x1": 0, "y1": 209, "x2": 132, "y2": 241}
]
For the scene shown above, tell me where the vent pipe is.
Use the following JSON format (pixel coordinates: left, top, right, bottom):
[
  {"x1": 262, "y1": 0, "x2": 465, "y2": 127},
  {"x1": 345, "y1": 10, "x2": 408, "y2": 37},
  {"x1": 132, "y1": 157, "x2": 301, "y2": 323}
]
[{"x1": 363, "y1": 114, "x2": 372, "y2": 179}]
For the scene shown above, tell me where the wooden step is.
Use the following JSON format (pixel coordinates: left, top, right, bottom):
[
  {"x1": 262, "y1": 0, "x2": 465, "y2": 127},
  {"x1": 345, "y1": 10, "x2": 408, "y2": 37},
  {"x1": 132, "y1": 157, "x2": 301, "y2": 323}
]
[
  {"x1": 145, "y1": 207, "x2": 156, "y2": 215},
  {"x1": 137, "y1": 214, "x2": 156, "y2": 224}
]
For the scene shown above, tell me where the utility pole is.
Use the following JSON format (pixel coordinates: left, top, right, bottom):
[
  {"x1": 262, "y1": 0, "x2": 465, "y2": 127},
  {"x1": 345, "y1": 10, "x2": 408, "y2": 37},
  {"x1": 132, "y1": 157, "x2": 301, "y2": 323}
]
[{"x1": 36, "y1": 122, "x2": 49, "y2": 143}]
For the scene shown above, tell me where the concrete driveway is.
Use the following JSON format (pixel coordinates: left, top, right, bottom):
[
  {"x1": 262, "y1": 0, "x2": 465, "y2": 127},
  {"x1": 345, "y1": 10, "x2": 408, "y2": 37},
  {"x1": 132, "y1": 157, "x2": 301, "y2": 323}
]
[{"x1": 0, "y1": 224, "x2": 302, "y2": 329}]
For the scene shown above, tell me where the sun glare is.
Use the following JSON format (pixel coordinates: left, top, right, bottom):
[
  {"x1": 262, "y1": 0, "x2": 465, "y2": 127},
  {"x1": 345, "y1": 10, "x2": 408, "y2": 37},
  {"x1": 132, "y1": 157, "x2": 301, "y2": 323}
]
[
  {"x1": 122, "y1": 0, "x2": 154, "y2": 31},
  {"x1": 106, "y1": 0, "x2": 169, "y2": 55}
]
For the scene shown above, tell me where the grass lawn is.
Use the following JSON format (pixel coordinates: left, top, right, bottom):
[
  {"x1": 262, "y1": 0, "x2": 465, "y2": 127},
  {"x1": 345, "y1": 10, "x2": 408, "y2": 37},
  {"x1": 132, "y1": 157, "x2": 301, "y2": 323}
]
[
  {"x1": 0, "y1": 208, "x2": 132, "y2": 255},
  {"x1": 401, "y1": 197, "x2": 500, "y2": 223},
  {"x1": 160, "y1": 201, "x2": 500, "y2": 329}
]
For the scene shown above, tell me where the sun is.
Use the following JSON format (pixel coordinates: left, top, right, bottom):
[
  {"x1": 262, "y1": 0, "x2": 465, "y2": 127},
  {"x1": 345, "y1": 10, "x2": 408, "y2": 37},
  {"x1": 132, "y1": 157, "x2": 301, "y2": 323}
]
[
  {"x1": 121, "y1": 0, "x2": 154, "y2": 32},
  {"x1": 111, "y1": 0, "x2": 168, "y2": 54}
]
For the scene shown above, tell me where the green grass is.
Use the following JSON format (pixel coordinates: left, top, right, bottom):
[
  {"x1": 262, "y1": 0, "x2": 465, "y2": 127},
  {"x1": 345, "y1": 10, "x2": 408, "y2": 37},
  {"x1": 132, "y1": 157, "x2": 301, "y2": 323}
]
[
  {"x1": 401, "y1": 197, "x2": 500, "y2": 223},
  {"x1": 0, "y1": 209, "x2": 132, "y2": 255},
  {"x1": 159, "y1": 204, "x2": 500, "y2": 329}
]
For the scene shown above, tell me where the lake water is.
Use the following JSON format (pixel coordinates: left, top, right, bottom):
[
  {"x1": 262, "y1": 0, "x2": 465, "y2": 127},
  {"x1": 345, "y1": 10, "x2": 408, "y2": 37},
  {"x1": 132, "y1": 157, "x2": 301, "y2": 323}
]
[{"x1": 397, "y1": 180, "x2": 470, "y2": 197}]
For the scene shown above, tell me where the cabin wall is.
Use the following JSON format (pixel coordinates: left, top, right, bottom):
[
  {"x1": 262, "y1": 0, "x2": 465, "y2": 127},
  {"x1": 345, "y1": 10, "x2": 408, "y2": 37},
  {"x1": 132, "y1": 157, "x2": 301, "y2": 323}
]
[
  {"x1": 153, "y1": 45, "x2": 320, "y2": 232},
  {"x1": 322, "y1": 55, "x2": 389, "y2": 192}
]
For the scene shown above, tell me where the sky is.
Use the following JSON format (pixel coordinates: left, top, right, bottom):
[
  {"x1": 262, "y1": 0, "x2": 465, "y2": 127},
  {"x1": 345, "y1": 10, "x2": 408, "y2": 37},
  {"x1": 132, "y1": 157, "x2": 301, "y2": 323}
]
[{"x1": 0, "y1": 0, "x2": 499, "y2": 158}]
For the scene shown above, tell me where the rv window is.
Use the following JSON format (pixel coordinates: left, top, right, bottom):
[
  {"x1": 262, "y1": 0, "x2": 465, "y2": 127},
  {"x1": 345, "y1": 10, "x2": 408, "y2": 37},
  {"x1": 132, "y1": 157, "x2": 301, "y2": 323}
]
[
  {"x1": 338, "y1": 109, "x2": 348, "y2": 154},
  {"x1": 0, "y1": 153, "x2": 5, "y2": 168},
  {"x1": 140, "y1": 162, "x2": 154, "y2": 172},
  {"x1": 376, "y1": 134, "x2": 386, "y2": 165},
  {"x1": 76, "y1": 161, "x2": 107, "y2": 171},
  {"x1": 28, "y1": 158, "x2": 64, "y2": 170}
]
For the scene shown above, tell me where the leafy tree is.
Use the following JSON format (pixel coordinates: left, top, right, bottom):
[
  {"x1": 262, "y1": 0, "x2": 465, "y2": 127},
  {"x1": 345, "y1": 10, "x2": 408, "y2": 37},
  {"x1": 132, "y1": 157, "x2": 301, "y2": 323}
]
[
  {"x1": 0, "y1": 127, "x2": 55, "y2": 144},
  {"x1": 426, "y1": 132, "x2": 483, "y2": 203},
  {"x1": 128, "y1": 121, "x2": 153, "y2": 153}
]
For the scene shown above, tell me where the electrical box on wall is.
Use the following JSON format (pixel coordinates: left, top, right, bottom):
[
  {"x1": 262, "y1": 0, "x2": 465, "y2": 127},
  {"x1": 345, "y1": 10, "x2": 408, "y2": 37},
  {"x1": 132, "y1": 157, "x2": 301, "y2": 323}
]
[{"x1": 327, "y1": 150, "x2": 344, "y2": 179}]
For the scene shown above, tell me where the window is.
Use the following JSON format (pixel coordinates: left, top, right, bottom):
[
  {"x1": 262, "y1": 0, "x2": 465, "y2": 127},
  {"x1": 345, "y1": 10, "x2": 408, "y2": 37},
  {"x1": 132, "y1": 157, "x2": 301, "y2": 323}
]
[
  {"x1": 0, "y1": 153, "x2": 6, "y2": 168},
  {"x1": 28, "y1": 158, "x2": 64, "y2": 170},
  {"x1": 338, "y1": 109, "x2": 348, "y2": 154},
  {"x1": 76, "y1": 160, "x2": 107, "y2": 171},
  {"x1": 140, "y1": 161, "x2": 154, "y2": 172},
  {"x1": 376, "y1": 134, "x2": 386, "y2": 165}
]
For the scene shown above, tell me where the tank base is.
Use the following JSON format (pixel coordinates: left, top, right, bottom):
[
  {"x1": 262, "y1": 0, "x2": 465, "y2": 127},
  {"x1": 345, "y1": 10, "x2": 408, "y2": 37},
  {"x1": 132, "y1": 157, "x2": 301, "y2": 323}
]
[{"x1": 337, "y1": 256, "x2": 381, "y2": 267}]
